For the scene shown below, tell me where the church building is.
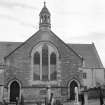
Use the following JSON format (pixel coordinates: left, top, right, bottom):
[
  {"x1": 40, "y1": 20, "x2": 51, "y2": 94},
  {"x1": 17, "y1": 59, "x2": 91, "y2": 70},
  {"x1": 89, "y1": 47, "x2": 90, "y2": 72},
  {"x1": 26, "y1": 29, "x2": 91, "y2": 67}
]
[{"x1": 0, "y1": 2, "x2": 104, "y2": 103}]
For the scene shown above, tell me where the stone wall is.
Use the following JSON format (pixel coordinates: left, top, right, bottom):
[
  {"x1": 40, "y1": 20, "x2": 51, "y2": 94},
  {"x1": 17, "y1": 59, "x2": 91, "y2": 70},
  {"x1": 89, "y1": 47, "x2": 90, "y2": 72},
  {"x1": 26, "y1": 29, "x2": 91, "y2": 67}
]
[{"x1": 4, "y1": 30, "x2": 82, "y2": 102}]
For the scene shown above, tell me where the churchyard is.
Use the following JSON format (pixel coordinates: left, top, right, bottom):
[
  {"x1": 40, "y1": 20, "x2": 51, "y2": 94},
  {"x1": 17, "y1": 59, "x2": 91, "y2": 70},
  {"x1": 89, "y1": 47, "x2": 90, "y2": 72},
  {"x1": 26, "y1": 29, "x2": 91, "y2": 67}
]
[{"x1": 63, "y1": 99, "x2": 101, "y2": 105}]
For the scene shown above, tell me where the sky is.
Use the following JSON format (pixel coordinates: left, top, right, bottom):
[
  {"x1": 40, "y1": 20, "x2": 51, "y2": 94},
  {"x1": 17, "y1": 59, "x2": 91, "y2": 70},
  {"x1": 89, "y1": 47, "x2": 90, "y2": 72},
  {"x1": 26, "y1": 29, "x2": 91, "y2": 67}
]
[{"x1": 0, "y1": 0, "x2": 105, "y2": 67}]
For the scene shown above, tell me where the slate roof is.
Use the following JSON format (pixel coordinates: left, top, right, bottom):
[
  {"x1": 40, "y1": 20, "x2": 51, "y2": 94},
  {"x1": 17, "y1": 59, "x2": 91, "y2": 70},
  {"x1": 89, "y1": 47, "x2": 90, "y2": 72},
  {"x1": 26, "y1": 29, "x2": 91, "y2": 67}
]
[
  {"x1": 68, "y1": 43, "x2": 104, "y2": 68},
  {"x1": 0, "y1": 42, "x2": 22, "y2": 64},
  {"x1": 0, "y1": 67, "x2": 4, "y2": 85},
  {"x1": 0, "y1": 41, "x2": 103, "y2": 68}
]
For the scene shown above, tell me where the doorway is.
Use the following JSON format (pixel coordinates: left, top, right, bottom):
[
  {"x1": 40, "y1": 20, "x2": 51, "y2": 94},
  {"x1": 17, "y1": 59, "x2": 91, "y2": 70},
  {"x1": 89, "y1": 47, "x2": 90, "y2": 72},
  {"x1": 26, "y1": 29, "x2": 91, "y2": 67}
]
[
  {"x1": 9, "y1": 81, "x2": 20, "y2": 102},
  {"x1": 69, "y1": 80, "x2": 78, "y2": 100}
]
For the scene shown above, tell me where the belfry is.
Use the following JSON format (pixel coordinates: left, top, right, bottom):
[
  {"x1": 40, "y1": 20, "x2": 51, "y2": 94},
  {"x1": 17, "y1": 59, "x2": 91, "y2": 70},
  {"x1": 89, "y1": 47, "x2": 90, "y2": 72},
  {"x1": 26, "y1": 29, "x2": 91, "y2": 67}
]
[{"x1": 39, "y1": 2, "x2": 51, "y2": 29}]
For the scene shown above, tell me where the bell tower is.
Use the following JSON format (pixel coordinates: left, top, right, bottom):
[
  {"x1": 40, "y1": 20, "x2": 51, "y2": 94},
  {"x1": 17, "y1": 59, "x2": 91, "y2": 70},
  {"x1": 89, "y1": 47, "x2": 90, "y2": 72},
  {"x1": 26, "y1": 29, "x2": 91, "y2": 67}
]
[{"x1": 39, "y1": 2, "x2": 51, "y2": 29}]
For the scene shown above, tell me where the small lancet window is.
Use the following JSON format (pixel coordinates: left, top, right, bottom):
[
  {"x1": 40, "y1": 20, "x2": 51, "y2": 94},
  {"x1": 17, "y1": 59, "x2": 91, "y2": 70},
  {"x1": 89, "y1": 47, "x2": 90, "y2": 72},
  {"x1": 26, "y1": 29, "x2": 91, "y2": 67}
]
[
  {"x1": 42, "y1": 44, "x2": 49, "y2": 81},
  {"x1": 50, "y1": 52, "x2": 57, "y2": 80},
  {"x1": 50, "y1": 53, "x2": 56, "y2": 65},
  {"x1": 42, "y1": 44, "x2": 48, "y2": 65},
  {"x1": 33, "y1": 51, "x2": 40, "y2": 80},
  {"x1": 34, "y1": 52, "x2": 40, "y2": 64}
]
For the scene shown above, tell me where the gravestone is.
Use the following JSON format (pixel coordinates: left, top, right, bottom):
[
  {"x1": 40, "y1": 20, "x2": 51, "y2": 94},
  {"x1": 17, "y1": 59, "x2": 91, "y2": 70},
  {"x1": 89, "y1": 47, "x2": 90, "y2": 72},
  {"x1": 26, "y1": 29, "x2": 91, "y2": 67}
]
[
  {"x1": 84, "y1": 91, "x2": 88, "y2": 105},
  {"x1": 74, "y1": 87, "x2": 80, "y2": 105},
  {"x1": 47, "y1": 85, "x2": 51, "y2": 101}
]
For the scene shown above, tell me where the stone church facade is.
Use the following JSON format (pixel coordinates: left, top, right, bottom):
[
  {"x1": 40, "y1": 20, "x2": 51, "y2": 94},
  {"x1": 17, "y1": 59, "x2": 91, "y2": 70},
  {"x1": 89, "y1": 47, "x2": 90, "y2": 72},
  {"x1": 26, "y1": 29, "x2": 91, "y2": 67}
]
[{"x1": 0, "y1": 3, "x2": 104, "y2": 103}]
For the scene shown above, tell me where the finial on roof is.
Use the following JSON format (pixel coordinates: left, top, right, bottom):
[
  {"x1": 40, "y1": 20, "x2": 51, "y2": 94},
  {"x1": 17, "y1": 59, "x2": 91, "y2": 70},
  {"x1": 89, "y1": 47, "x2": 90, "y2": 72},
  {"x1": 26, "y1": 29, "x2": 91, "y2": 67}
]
[{"x1": 44, "y1": 1, "x2": 46, "y2": 7}]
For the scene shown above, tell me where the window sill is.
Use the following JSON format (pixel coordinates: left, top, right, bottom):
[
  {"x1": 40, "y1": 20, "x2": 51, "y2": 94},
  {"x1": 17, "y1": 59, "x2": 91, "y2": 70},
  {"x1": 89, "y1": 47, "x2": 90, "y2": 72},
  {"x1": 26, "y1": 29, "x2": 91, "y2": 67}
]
[{"x1": 31, "y1": 80, "x2": 58, "y2": 85}]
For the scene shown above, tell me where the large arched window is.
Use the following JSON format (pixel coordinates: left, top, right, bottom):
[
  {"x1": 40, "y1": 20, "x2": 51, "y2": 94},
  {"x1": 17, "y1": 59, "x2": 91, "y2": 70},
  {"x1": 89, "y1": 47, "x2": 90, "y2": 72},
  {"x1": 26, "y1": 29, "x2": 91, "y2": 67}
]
[
  {"x1": 50, "y1": 52, "x2": 57, "y2": 80},
  {"x1": 31, "y1": 43, "x2": 59, "y2": 82},
  {"x1": 33, "y1": 52, "x2": 40, "y2": 80},
  {"x1": 42, "y1": 44, "x2": 49, "y2": 81}
]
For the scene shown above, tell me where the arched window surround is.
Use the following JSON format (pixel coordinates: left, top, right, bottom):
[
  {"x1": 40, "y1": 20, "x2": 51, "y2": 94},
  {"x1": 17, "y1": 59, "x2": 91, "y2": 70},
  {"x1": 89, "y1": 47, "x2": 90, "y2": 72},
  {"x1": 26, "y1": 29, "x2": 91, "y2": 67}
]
[{"x1": 31, "y1": 42, "x2": 59, "y2": 84}]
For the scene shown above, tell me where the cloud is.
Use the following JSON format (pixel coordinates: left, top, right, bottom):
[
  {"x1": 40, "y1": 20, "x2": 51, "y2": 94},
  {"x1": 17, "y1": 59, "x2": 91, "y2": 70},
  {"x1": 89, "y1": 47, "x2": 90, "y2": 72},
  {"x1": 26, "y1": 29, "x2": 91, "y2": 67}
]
[
  {"x1": 88, "y1": 32, "x2": 105, "y2": 40},
  {"x1": 0, "y1": 14, "x2": 34, "y2": 27},
  {"x1": 72, "y1": 32, "x2": 105, "y2": 41},
  {"x1": 0, "y1": 0, "x2": 36, "y2": 10}
]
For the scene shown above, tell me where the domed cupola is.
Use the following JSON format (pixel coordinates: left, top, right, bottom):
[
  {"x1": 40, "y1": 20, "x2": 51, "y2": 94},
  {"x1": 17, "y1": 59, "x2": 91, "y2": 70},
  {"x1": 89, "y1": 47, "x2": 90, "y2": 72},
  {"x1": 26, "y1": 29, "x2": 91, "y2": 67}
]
[{"x1": 39, "y1": 2, "x2": 51, "y2": 29}]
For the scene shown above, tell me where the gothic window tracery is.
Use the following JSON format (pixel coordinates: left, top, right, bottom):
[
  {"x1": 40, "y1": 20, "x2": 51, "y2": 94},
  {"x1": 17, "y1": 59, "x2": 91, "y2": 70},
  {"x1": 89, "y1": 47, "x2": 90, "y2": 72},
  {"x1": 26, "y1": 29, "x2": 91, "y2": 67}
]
[{"x1": 32, "y1": 43, "x2": 58, "y2": 82}]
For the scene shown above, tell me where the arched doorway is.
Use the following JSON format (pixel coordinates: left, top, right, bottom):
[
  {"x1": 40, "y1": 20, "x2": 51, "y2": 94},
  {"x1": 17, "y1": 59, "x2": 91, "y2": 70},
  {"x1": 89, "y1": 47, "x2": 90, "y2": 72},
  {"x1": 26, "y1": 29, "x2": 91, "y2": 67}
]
[
  {"x1": 9, "y1": 81, "x2": 20, "y2": 102},
  {"x1": 69, "y1": 80, "x2": 78, "y2": 100}
]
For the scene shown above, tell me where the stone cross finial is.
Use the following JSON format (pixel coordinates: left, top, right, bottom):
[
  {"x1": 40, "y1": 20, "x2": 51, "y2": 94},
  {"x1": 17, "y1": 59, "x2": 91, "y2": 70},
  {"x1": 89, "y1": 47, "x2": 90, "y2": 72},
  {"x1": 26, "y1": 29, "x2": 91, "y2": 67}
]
[{"x1": 44, "y1": 1, "x2": 46, "y2": 7}]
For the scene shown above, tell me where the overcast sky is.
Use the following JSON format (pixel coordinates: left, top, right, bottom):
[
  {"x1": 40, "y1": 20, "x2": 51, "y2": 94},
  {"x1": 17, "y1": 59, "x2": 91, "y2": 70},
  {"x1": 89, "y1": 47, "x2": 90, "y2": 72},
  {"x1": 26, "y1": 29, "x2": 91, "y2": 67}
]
[{"x1": 0, "y1": 0, "x2": 105, "y2": 67}]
